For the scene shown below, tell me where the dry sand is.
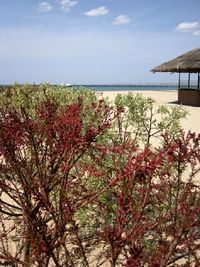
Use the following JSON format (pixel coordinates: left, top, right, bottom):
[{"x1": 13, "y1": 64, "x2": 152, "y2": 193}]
[{"x1": 101, "y1": 90, "x2": 200, "y2": 134}]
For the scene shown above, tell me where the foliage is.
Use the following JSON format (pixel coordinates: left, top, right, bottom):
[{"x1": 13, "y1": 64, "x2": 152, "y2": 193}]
[
  {"x1": 0, "y1": 98, "x2": 117, "y2": 266},
  {"x1": 0, "y1": 85, "x2": 200, "y2": 266},
  {"x1": 0, "y1": 83, "x2": 98, "y2": 111},
  {"x1": 114, "y1": 93, "x2": 188, "y2": 146}
]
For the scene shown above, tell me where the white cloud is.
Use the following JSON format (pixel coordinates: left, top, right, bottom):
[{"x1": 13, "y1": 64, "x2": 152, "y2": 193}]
[
  {"x1": 193, "y1": 30, "x2": 200, "y2": 36},
  {"x1": 58, "y1": 0, "x2": 78, "y2": 12},
  {"x1": 38, "y1": 1, "x2": 53, "y2": 12},
  {"x1": 85, "y1": 6, "x2": 109, "y2": 17},
  {"x1": 113, "y1": 15, "x2": 130, "y2": 25},
  {"x1": 175, "y1": 21, "x2": 200, "y2": 32}
]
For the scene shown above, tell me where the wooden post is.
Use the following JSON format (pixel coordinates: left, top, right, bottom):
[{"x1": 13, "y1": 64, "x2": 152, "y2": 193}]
[
  {"x1": 188, "y1": 72, "x2": 190, "y2": 89},
  {"x1": 178, "y1": 73, "x2": 181, "y2": 88}
]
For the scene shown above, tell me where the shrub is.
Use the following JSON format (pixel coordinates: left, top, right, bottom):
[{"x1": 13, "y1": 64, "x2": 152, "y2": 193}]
[
  {"x1": 0, "y1": 86, "x2": 200, "y2": 266},
  {"x1": 114, "y1": 93, "x2": 188, "y2": 146}
]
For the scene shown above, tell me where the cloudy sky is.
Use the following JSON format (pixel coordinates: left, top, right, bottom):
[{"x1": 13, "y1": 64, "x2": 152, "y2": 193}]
[{"x1": 0, "y1": 0, "x2": 200, "y2": 84}]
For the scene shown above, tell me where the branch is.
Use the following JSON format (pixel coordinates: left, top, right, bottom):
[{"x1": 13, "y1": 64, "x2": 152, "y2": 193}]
[
  {"x1": 0, "y1": 207, "x2": 22, "y2": 217},
  {"x1": 0, "y1": 199, "x2": 22, "y2": 211}
]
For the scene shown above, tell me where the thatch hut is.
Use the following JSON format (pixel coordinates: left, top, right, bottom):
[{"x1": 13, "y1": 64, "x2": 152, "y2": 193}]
[{"x1": 151, "y1": 48, "x2": 200, "y2": 106}]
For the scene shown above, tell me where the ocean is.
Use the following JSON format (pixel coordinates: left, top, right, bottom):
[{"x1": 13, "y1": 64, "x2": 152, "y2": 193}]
[
  {"x1": 80, "y1": 84, "x2": 177, "y2": 91},
  {"x1": 0, "y1": 84, "x2": 177, "y2": 92}
]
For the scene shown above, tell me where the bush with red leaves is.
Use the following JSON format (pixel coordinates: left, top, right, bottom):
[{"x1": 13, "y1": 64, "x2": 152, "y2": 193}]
[{"x1": 0, "y1": 97, "x2": 200, "y2": 266}]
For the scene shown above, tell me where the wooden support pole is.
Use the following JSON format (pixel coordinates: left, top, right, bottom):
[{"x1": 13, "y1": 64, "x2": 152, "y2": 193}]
[
  {"x1": 178, "y1": 73, "x2": 180, "y2": 88},
  {"x1": 188, "y1": 72, "x2": 190, "y2": 89}
]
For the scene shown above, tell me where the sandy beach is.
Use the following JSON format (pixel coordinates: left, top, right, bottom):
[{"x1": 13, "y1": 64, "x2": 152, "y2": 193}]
[{"x1": 101, "y1": 90, "x2": 200, "y2": 134}]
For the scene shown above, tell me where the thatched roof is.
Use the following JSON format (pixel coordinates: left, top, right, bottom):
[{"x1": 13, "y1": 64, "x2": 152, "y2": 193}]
[{"x1": 151, "y1": 48, "x2": 200, "y2": 73}]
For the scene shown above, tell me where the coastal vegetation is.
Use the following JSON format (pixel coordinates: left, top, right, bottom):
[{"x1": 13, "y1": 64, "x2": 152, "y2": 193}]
[{"x1": 0, "y1": 84, "x2": 200, "y2": 266}]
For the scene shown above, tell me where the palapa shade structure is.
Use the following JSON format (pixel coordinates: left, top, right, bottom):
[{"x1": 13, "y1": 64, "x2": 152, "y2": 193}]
[
  {"x1": 151, "y1": 48, "x2": 200, "y2": 106},
  {"x1": 152, "y1": 48, "x2": 200, "y2": 74}
]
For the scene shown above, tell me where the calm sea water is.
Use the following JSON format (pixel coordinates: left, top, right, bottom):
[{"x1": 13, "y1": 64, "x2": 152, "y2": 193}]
[
  {"x1": 0, "y1": 84, "x2": 177, "y2": 92},
  {"x1": 80, "y1": 84, "x2": 177, "y2": 91}
]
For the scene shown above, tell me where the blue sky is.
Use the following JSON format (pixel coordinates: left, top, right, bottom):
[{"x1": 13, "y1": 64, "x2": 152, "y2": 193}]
[{"x1": 0, "y1": 0, "x2": 200, "y2": 84}]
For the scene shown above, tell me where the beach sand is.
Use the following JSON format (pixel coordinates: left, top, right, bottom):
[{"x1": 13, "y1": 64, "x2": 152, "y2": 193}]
[{"x1": 101, "y1": 90, "x2": 200, "y2": 134}]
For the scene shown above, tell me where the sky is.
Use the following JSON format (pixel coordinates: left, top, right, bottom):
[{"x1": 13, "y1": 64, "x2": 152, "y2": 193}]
[{"x1": 0, "y1": 0, "x2": 200, "y2": 84}]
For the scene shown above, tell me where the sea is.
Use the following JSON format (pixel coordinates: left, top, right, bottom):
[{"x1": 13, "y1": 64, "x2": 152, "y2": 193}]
[
  {"x1": 0, "y1": 84, "x2": 178, "y2": 92},
  {"x1": 79, "y1": 84, "x2": 177, "y2": 91}
]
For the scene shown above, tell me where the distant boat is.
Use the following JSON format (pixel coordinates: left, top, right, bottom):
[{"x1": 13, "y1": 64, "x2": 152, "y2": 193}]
[{"x1": 60, "y1": 82, "x2": 72, "y2": 87}]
